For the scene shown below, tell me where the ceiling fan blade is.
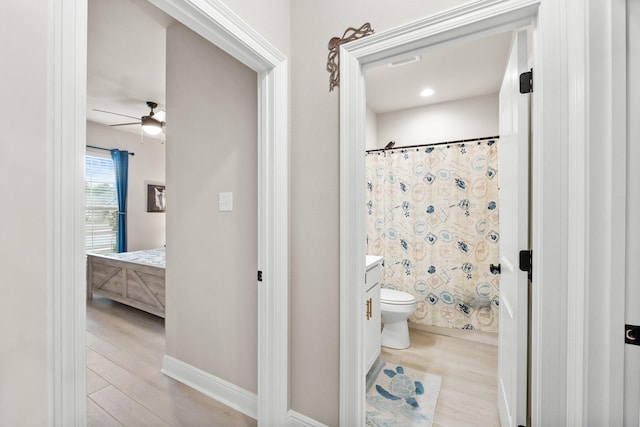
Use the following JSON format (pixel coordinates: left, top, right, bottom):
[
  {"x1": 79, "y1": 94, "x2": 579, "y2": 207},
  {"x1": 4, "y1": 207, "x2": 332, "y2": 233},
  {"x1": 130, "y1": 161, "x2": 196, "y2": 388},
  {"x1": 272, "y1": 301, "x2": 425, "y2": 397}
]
[
  {"x1": 109, "y1": 122, "x2": 140, "y2": 127},
  {"x1": 94, "y1": 109, "x2": 140, "y2": 120}
]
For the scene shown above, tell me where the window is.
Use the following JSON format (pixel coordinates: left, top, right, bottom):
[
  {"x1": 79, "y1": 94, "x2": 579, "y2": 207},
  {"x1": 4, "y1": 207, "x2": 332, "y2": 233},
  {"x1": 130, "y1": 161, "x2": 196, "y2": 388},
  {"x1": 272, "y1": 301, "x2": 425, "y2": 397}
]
[{"x1": 85, "y1": 153, "x2": 118, "y2": 254}]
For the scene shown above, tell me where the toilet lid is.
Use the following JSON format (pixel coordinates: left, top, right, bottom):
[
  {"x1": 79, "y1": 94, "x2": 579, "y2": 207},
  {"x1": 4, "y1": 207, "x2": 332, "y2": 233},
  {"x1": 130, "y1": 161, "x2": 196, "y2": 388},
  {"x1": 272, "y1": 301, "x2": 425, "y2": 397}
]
[{"x1": 381, "y1": 288, "x2": 416, "y2": 305}]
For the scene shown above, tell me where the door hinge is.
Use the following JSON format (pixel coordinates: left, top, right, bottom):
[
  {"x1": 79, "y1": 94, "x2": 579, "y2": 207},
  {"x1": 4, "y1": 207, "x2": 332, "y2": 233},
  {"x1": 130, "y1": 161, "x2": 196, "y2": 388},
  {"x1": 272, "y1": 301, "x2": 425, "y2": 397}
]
[
  {"x1": 519, "y1": 68, "x2": 533, "y2": 94},
  {"x1": 257, "y1": 270, "x2": 263, "y2": 282},
  {"x1": 519, "y1": 249, "x2": 532, "y2": 281},
  {"x1": 626, "y1": 324, "x2": 640, "y2": 346}
]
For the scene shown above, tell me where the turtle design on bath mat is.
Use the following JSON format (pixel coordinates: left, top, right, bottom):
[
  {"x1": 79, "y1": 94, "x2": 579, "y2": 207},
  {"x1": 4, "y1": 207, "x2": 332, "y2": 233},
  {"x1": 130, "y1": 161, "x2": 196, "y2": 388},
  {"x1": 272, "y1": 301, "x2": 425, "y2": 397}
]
[{"x1": 375, "y1": 366, "x2": 425, "y2": 408}]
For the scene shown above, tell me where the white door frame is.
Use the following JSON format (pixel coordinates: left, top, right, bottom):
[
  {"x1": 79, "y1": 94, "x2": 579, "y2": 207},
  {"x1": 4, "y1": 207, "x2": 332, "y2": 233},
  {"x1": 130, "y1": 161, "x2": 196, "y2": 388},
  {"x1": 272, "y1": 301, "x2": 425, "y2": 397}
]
[
  {"x1": 583, "y1": 0, "x2": 627, "y2": 424},
  {"x1": 50, "y1": 0, "x2": 289, "y2": 425},
  {"x1": 339, "y1": 0, "x2": 626, "y2": 425}
]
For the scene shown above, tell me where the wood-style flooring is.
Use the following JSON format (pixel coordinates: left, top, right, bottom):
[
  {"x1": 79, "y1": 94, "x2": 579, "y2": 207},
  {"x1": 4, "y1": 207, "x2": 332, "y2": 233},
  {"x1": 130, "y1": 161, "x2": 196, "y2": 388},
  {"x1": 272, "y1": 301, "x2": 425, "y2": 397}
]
[
  {"x1": 88, "y1": 297, "x2": 498, "y2": 426},
  {"x1": 86, "y1": 297, "x2": 256, "y2": 427},
  {"x1": 378, "y1": 328, "x2": 500, "y2": 427}
]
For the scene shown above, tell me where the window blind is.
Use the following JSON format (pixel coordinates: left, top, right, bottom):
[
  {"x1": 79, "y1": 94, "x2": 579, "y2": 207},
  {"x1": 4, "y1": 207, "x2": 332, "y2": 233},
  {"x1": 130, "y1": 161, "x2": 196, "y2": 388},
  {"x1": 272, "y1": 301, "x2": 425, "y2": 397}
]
[{"x1": 85, "y1": 154, "x2": 118, "y2": 254}]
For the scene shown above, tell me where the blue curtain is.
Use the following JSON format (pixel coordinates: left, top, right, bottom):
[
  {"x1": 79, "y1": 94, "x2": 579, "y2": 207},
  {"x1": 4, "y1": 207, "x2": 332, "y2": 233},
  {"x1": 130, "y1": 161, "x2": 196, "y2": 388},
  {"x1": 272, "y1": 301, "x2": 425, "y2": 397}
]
[{"x1": 111, "y1": 149, "x2": 129, "y2": 253}]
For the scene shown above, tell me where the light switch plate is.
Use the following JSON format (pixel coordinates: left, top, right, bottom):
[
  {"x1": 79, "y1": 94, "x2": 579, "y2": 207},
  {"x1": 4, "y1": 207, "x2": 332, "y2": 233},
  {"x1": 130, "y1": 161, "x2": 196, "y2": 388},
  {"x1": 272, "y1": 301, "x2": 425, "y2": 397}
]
[{"x1": 219, "y1": 192, "x2": 233, "y2": 211}]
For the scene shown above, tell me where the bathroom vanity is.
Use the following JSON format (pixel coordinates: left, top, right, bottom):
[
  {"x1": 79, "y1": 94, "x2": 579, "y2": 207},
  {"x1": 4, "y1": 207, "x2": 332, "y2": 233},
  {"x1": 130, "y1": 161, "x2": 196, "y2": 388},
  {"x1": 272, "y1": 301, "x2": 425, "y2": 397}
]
[{"x1": 364, "y1": 256, "x2": 383, "y2": 373}]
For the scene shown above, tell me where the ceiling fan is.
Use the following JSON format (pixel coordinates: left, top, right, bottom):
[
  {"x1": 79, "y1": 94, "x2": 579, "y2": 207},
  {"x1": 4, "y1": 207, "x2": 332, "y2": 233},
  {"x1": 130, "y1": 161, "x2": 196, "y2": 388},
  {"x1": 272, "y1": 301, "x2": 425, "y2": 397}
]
[{"x1": 94, "y1": 101, "x2": 165, "y2": 136}]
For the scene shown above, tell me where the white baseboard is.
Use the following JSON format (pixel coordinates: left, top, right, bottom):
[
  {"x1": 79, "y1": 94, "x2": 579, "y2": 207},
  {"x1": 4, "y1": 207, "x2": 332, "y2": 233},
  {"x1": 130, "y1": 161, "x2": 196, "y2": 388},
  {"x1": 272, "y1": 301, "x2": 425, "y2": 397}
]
[
  {"x1": 408, "y1": 322, "x2": 498, "y2": 346},
  {"x1": 161, "y1": 355, "x2": 327, "y2": 426},
  {"x1": 161, "y1": 354, "x2": 257, "y2": 420},
  {"x1": 287, "y1": 410, "x2": 328, "y2": 427}
]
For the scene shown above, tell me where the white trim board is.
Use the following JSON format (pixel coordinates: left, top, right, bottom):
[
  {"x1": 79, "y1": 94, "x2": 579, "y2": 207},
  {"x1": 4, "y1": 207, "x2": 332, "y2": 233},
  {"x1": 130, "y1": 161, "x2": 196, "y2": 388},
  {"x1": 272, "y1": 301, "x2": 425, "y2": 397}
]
[
  {"x1": 162, "y1": 355, "x2": 257, "y2": 419},
  {"x1": 50, "y1": 0, "x2": 288, "y2": 425},
  {"x1": 287, "y1": 410, "x2": 328, "y2": 427},
  {"x1": 408, "y1": 322, "x2": 498, "y2": 346},
  {"x1": 340, "y1": 0, "x2": 625, "y2": 425}
]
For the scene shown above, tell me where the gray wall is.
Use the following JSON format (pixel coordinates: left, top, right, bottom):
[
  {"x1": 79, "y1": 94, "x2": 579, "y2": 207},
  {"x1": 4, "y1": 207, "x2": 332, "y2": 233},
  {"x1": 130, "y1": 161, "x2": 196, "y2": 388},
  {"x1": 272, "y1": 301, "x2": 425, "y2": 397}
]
[
  {"x1": 0, "y1": 1, "x2": 486, "y2": 425},
  {"x1": 365, "y1": 106, "x2": 378, "y2": 151},
  {"x1": 86, "y1": 121, "x2": 166, "y2": 251},
  {"x1": 374, "y1": 94, "x2": 499, "y2": 150},
  {"x1": 220, "y1": 0, "x2": 291, "y2": 57},
  {"x1": 0, "y1": 2, "x2": 50, "y2": 426},
  {"x1": 289, "y1": 1, "x2": 470, "y2": 423},
  {"x1": 2, "y1": 1, "x2": 582, "y2": 425},
  {"x1": 165, "y1": 21, "x2": 258, "y2": 393}
]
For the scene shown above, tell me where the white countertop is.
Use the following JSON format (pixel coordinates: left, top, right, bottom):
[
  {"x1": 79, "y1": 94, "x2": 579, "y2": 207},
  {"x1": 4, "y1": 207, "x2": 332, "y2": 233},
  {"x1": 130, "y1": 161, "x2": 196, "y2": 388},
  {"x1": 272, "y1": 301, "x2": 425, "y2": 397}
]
[{"x1": 366, "y1": 255, "x2": 383, "y2": 269}]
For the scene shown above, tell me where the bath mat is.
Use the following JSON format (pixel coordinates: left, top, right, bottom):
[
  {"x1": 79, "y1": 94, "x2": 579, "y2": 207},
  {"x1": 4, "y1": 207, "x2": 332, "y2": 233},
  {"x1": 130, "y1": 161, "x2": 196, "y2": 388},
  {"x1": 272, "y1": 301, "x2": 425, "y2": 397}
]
[{"x1": 366, "y1": 359, "x2": 441, "y2": 427}]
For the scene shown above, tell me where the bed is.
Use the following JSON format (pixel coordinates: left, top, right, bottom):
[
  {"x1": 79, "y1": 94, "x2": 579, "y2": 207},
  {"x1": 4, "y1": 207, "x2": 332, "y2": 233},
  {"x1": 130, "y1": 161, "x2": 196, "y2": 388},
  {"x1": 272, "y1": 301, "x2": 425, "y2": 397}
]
[{"x1": 87, "y1": 248, "x2": 166, "y2": 317}]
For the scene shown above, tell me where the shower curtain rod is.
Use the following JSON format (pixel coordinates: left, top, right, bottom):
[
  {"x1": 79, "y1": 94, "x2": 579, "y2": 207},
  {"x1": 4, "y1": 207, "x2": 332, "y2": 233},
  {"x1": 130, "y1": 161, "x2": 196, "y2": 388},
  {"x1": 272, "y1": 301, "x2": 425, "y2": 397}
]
[
  {"x1": 86, "y1": 145, "x2": 135, "y2": 156},
  {"x1": 366, "y1": 135, "x2": 499, "y2": 153}
]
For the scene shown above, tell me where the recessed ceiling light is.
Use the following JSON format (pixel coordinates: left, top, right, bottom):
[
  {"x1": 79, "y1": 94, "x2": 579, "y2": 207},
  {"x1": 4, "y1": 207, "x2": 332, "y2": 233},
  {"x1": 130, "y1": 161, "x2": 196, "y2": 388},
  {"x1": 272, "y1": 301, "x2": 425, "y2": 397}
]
[{"x1": 420, "y1": 88, "x2": 435, "y2": 97}]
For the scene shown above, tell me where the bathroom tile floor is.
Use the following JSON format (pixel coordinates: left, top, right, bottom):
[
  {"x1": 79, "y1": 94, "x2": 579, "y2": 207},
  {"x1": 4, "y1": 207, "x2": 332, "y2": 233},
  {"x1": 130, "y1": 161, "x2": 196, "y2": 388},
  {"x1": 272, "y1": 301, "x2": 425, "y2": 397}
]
[
  {"x1": 379, "y1": 328, "x2": 500, "y2": 427},
  {"x1": 86, "y1": 296, "x2": 256, "y2": 427}
]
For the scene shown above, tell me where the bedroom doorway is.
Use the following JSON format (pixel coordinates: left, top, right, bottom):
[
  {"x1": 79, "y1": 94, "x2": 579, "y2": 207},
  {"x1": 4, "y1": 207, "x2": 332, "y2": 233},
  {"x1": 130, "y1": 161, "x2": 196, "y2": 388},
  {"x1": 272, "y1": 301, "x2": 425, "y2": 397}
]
[
  {"x1": 84, "y1": 1, "x2": 276, "y2": 423},
  {"x1": 52, "y1": 0, "x2": 288, "y2": 425}
]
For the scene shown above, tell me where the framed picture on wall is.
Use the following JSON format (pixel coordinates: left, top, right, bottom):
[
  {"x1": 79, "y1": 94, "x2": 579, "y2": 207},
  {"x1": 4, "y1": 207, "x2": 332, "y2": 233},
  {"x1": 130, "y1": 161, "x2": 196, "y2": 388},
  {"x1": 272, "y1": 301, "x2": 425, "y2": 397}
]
[{"x1": 147, "y1": 184, "x2": 166, "y2": 212}]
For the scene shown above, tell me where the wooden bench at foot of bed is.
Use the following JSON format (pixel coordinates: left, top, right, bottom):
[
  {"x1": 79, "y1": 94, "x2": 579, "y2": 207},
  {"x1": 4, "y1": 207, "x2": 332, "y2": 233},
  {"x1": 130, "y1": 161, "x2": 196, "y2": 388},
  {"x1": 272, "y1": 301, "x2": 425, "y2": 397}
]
[{"x1": 87, "y1": 253, "x2": 166, "y2": 318}]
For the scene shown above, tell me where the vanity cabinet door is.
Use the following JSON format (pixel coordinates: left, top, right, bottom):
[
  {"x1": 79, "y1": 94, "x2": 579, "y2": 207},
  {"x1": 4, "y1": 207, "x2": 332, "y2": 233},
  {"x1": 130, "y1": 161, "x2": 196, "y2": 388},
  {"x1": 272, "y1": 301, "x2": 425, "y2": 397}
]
[{"x1": 364, "y1": 281, "x2": 381, "y2": 373}]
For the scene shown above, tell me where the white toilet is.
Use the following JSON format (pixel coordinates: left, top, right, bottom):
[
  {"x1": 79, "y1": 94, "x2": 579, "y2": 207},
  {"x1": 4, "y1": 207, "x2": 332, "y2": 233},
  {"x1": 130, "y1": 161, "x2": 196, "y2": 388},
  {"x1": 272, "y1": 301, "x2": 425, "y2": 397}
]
[{"x1": 380, "y1": 288, "x2": 417, "y2": 349}]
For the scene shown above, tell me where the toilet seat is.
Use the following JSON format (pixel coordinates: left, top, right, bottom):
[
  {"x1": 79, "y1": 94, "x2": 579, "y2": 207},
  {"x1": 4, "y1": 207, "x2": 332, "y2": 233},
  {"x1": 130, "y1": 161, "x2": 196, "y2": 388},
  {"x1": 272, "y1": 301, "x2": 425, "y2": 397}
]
[{"x1": 381, "y1": 288, "x2": 415, "y2": 305}]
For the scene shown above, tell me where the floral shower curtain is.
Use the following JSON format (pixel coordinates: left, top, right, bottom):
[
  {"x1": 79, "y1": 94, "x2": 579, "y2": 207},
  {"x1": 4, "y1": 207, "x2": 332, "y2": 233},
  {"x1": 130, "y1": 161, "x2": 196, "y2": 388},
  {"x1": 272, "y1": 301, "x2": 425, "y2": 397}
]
[{"x1": 366, "y1": 138, "x2": 500, "y2": 332}]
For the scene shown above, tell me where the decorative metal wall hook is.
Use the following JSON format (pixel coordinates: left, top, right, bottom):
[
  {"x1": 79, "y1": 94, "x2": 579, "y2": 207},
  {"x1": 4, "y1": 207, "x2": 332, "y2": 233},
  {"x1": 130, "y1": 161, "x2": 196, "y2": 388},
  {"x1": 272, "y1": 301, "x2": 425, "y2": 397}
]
[{"x1": 327, "y1": 23, "x2": 374, "y2": 91}]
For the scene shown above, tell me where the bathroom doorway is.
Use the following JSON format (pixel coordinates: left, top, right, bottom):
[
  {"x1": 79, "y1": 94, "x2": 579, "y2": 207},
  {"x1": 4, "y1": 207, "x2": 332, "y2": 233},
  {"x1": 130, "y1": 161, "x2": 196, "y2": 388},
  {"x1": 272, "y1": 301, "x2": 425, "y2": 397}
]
[
  {"x1": 341, "y1": 3, "x2": 532, "y2": 422},
  {"x1": 362, "y1": 28, "x2": 530, "y2": 426}
]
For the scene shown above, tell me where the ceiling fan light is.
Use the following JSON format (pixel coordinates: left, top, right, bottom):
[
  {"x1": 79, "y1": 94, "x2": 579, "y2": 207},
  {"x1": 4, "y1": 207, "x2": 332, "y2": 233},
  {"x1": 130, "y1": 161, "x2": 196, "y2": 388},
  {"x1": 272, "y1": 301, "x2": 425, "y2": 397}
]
[
  {"x1": 141, "y1": 116, "x2": 163, "y2": 135},
  {"x1": 154, "y1": 110, "x2": 166, "y2": 122},
  {"x1": 142, "y1": 125, "x2": 162, "y2": 136}
]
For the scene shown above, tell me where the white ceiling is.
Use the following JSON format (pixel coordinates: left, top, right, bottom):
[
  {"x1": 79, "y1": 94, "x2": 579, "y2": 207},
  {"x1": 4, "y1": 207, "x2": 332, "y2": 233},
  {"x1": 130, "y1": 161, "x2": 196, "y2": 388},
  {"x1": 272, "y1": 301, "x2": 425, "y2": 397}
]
[
  {"x1": 364, "y1": 31, "x2": 513, "y2": 114},
  {"x1": 87, "y1": 0, "x2": 512, "y2": 130},
  {"x1": 87, "y1": 0, "x2": 173, "y2": 137}
]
